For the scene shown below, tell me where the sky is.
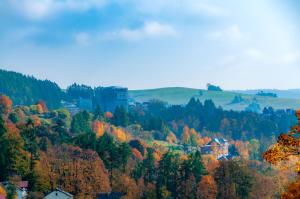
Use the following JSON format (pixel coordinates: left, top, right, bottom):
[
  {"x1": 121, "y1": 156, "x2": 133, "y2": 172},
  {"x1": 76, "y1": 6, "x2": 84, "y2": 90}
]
[{"x1": 0, "y1": 0, "x2": 300, "y2": 90}]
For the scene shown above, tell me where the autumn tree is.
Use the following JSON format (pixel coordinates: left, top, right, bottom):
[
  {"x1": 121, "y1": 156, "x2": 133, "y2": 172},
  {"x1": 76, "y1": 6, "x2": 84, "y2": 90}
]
[
  {"x1": 263, "y1": 110, "x2": 300, "y2": 198},
  {"x1": 0, "y1": 121, "x2": 29, "y2": 180},
  {"x1": 21, "y1": 119, "x2": 40, "y2": 191},
  {"x1": 196, "y1": 175, "x2": 217, "y2": 199},
  {"x1": 41, "y1": 145, "x2": 111, "y2": 198},
  {"x1": 214, "y1": 160, "x2": 253, "y2": 199},
  {"x1": 92, "y1": 120, "x2": 105, "y2": 138},
  {"x1": 0, "y1": 95, "x2": 13, "y2": 115}
]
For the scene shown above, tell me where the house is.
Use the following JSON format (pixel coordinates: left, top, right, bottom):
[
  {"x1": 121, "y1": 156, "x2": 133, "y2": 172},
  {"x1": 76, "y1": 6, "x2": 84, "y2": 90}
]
[
  {"x1": 61, "y1": 101, "x2": 80, "y2": 115},
  {"x1": 201, "y1": 138, "x2": 229, "y2": 159},
  {"x1": 1, "y1": 181, "x2": 28, "y2": 199},
  {"x1": 44, "y1": 188, "x2": 73, "y2": 199},
  {"x1": 98, "y1": 192, "x2": 125, "y2": 199}
]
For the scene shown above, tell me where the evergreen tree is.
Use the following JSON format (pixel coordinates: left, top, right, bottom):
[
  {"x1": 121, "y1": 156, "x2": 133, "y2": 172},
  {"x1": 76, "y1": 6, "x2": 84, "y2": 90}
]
[
  {"x1": 113, "y1": 106, "x2": 129, "y2": 127},
  {"x1": 71, "y1": 111, "x2": 92, "y2": 134}
]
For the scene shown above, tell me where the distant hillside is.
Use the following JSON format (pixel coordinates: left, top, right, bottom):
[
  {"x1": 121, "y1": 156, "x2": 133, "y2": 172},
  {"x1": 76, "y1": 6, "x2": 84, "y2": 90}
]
[
  {"x1": 129, "y1": 87, "x2": 300, "y2": 111},
  {"x1": 234, "y1": 89, "x2": 300, "y2": 100},
  {"x1": 0, "y1": 69, "x2": 64, "y2": 108}
]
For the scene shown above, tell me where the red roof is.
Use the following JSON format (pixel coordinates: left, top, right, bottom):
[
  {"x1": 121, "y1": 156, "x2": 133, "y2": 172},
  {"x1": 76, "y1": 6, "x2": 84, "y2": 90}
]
[{"x1": 18, "y1": 181, "x2": 28, "y2": 188}]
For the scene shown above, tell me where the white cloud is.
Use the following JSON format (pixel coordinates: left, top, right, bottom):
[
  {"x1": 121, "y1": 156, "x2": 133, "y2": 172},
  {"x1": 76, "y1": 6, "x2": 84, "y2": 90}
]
[
  {"x1": 110, "y1": 21, "x2": 178, "y2": 42},
  {"x1": 124, "y1": 0, "x2": 227, "y2": 17},
  {"x1": 6, "y1": 0, "x2": 107, "y2": 20},
  {"x1": 209, "y1": 25, "x2": 244, "y2": 41},
  {"x1": 282, "y1": 51, "x2": 300, "y2": 64},
  {"x1": 244, "y1": 49, "x2": 262, "y2": 59},
  {"x1": 74, "y1": 32, "x2": 90, "y2": 46}
]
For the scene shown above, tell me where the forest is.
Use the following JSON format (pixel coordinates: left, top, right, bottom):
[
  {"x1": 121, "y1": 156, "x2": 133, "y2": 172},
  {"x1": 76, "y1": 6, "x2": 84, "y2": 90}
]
[{"x1": 0, "y1": 93, "x2": 299, "y2": 199}]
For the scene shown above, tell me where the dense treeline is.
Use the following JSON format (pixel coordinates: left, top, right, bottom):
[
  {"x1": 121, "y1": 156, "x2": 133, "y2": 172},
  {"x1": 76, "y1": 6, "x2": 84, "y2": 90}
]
[
  {"x1": 0, "y1": 95, "x2": 296, "y2": 199},
  {"x1": 127, "y1": 98, "x2": 296, "y2": 151},
  {"x1": 0, "y1": 69, "x2": 64, "y2": 108}
]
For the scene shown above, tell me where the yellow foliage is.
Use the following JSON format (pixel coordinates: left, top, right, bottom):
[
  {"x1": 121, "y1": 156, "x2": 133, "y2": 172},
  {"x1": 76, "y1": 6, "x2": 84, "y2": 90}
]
[
  {"x1": 153, "y1": 151, "x2": 162, "y2": 162},
  {"x1": 93, "y1": 120, "x2": 105, "y2": 138},
  {"x1": 112, "y1": 126, "x2": 127, "y2": 142}
]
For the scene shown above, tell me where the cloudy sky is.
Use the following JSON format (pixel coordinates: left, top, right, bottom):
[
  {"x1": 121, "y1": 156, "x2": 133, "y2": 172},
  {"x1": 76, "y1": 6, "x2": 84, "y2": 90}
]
[{"x1": 0, "y1": 0, "x2": 300, "y2": 90}]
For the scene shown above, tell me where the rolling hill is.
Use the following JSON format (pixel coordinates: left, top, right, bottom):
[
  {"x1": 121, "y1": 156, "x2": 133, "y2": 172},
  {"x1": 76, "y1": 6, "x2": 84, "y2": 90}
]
[{"x1": 129, "y1": 87, "x2": 300, "y2": 111}]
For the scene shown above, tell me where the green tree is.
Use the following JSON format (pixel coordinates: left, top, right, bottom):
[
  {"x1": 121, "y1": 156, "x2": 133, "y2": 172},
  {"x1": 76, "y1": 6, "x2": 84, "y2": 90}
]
[
  {"x1": 156, "y1": 152, "x2": 180, "y2": 199},
  {"x1": 71, "y1": 111, "x2": 92, "y2": 134},
  {"x1": 214, "y1": 160, "x2": 253, "y2": 199},
  {"x1": 143, "y1": 148, "x2": 156, "y2": 185},
  {"x1": 113, "y1": 106, "x2": 129, "y2": 127}
]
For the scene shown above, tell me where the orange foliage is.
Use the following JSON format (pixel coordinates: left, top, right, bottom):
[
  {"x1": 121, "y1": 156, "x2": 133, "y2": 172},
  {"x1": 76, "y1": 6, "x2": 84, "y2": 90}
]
[
  {"x1": 38, "y1": 100, "x2": 48, "y2": 112},
  {"x1": 203, "y1": 155, "x2": 219, "y2": 174},
  {"x1": 196, "y1": 175, "x2": 217, "y2": 199},
  {"x1": 111, "y1": 126, "x2": 127, "y2": 142},
  {"x1": 182, "y1": 126, "x2": 190, "y2": 144},
  {"x1": 31, "y1": 116, "x2": 41, "y2": 127},
  {"x1": 113, "y1": 173, "x2": 142, "y2": 199},
  {"x1": 198, "y1": 136, "x2": 211, "y2": 146},
  {"x1": 153, "y1": 151, "x2": 162, "y2": 162},
  {"x1": 132, "y1": 148, "x2": 144, "y2": 161},
  {"x1": 281, "y1": 178, "x2": 300, "y2": 199},
  {"x1": 250, "y1": 172, "x2": 279, "y2": 199},
  {"x1": 0, "y1": 95, "x2": 12, "y2": 114},
  {"x1": 235, "y1": 140, "x2": 249, "y2": 160},
  {"x1": 105, "y1": 112, "x2": 113, "y2": 119},
  {"x1": 166, "y1": 132, "x2": 177, "y2": 144},
  {"x1": 92, "y1": 120, "x2": 105, "y2": 138},
  {"x1": 41, "y1": 145, "x2": 111, "y2": 198},
  {"x1": 263, "y1": 110, "x2": 300, "y2": 198},
  {"x1": 0, "y1": 185, "x2": 6, "y2": 198}
]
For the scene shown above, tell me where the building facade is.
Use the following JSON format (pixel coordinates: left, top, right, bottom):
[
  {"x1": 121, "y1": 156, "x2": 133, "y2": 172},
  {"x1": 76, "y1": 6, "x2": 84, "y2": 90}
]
[
  {"x1": 94, "y1": 87, "x2": 128, "y2": 112},
  {"x1": 201, "y1": 138, "x2": 229, "y2": 159}
]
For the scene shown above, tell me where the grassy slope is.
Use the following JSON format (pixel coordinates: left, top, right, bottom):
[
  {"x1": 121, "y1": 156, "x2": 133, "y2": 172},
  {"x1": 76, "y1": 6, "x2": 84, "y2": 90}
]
[{"x1": 129, "y1": 87, "x2": 300, "y2": 111}]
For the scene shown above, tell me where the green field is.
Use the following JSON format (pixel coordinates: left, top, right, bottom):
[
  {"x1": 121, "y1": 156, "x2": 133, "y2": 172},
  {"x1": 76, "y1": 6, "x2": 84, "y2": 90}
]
[{"x1": 129, "y1": 87, "x2": 300, "y2": 111}]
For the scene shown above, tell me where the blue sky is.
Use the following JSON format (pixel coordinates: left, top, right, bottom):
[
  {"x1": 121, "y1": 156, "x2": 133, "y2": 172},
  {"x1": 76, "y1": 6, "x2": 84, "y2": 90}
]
[{"x1": 0, "y1": 0, "x2": 300, "y2": 90}]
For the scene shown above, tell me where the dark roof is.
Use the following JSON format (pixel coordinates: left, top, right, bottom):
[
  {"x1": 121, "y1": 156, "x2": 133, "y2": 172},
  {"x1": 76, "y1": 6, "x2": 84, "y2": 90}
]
[{"x1": 98, "y1": 192, "x2": 125, "y2": 199}]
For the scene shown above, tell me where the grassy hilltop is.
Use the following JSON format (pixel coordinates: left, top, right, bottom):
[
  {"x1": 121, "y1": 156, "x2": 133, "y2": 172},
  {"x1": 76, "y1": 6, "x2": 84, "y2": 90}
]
[{"x1": 129, "y1": 87, "x2": 300, "y2": 111}]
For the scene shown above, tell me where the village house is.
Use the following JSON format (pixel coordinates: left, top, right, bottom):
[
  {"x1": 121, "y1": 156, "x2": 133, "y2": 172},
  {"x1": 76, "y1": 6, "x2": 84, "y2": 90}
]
[
  {"x1": 44, "y1": 188, "x2": 73, "y2": 199},
  {"x1": 0, "y1": 181, "x2": 28, "y2": 199},
  {"x1": 201, "y1": 138, "x2": 229, "y2": 159}
]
